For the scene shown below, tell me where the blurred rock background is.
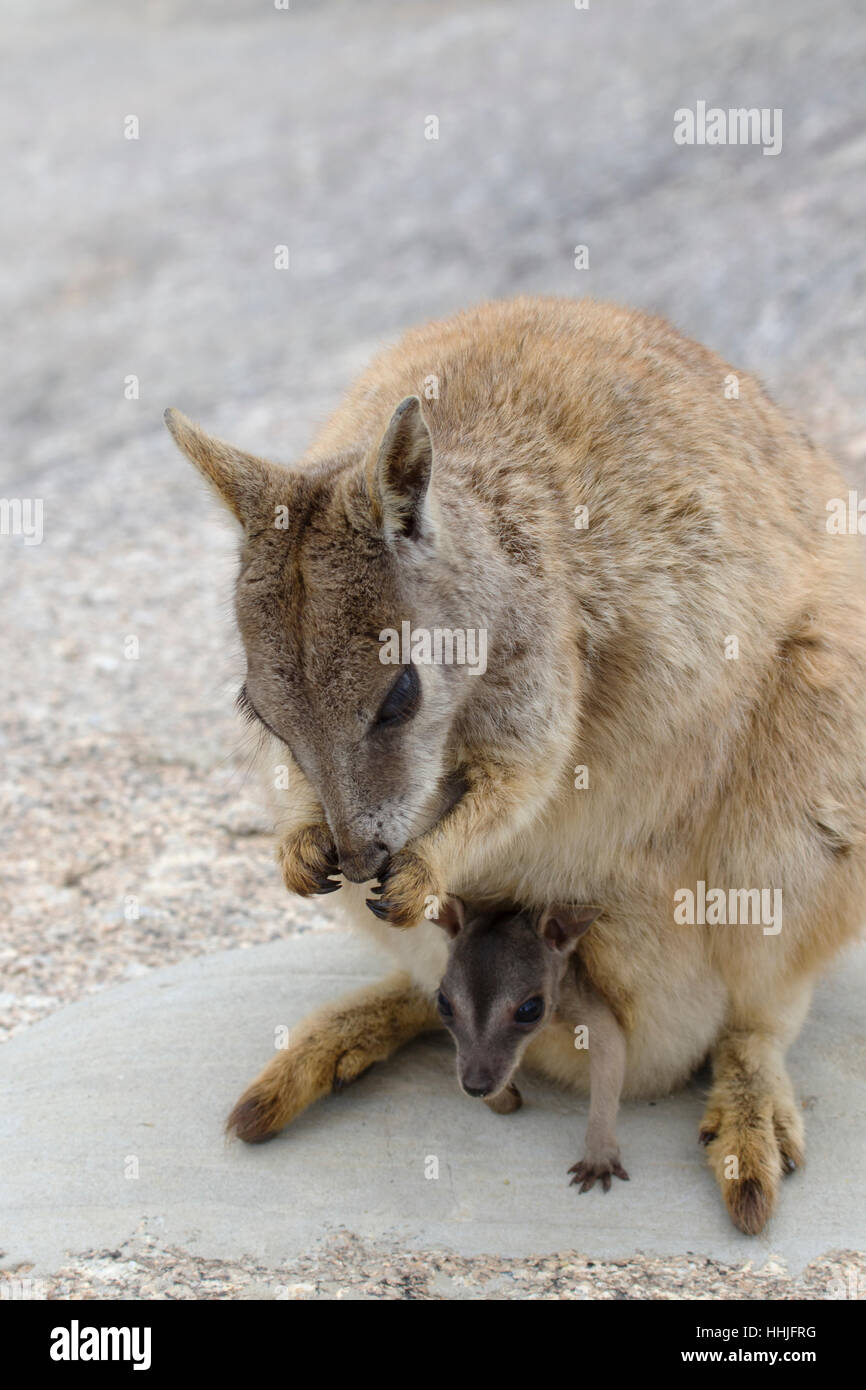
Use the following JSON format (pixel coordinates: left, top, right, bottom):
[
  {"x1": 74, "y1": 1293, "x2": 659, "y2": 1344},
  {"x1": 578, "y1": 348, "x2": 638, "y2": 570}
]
[{"x1": 2, "y1": 0, "x2": 865, "y2": 1038}]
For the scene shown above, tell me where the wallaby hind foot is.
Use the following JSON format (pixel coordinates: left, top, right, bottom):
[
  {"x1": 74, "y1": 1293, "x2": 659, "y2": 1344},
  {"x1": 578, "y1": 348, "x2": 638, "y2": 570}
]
[
  {"x1": 700, "y1": 1030, "x2": 805, "y2": 1235},
  {"x1": 226, "y1": 971, "x2": 440, "y2": 1143}
]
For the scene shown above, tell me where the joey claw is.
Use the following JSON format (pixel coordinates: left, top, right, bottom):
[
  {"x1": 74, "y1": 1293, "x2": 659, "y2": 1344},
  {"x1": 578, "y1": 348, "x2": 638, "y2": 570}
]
[{"x1": 568, "y1": 1156, "x2": 629, "y2": 1194}]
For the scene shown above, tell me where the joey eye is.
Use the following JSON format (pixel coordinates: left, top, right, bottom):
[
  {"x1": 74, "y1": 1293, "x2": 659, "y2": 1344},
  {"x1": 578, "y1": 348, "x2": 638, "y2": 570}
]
[
  {"x1": 514, "y1": 996, "x2": 544, "y2": 1025},
  {"x1": 374, "y1": 665, "x2": 420, "y2": 729},
  {"x1": 437, "y1": 990, "x2": 453, "y2": 1019}
]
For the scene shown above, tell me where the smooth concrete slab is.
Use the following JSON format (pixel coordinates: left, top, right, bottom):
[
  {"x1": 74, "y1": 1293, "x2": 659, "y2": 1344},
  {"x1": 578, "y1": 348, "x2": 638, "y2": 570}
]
[{"x1": 2, "y1": 933, "x2": 864, "y2": 1278}]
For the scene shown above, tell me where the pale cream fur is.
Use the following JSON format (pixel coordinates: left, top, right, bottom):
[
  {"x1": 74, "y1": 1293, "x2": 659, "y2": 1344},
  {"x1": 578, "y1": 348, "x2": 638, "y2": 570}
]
[{"x1": 166, "y1": 297, "x2": 866, "y2": 1233}]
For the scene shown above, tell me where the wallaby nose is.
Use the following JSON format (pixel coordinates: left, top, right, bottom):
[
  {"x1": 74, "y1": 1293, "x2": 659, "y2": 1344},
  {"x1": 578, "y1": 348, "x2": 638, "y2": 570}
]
[
  {"x1": 461, "y1": 1064, "x2": 498, "y2": 1098},
  {"x1": 337, "y1": 840, "x2": 389, "y2": 884}
]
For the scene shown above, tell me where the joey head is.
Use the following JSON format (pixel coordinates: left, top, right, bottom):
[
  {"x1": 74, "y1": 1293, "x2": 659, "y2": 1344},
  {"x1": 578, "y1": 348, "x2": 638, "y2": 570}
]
[{"x1": 435, "y1": 899, "x2": 630, "y2": 1192}]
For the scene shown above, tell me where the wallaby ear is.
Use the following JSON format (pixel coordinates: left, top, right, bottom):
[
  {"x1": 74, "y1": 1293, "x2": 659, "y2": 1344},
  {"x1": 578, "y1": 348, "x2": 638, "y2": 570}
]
[
  {"x1": 370, "y1": 396, "x2": 434, "y2": 542},
  {"x1": 433, "y1": 896, "x2": 465, "y2": 939},
  {"x1": 164, "y1": 408, "x2": 279, "y2": 529},
  {"x1": 537, "y1": 904, "x2": 602, "y2": 954}
]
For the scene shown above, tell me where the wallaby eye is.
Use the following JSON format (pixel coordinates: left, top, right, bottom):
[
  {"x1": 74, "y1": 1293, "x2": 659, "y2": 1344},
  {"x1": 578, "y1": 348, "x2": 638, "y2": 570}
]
[
  {"x1": 374, "y1": 665, "x2": 420, "y2": 729},
  {"x1": 514, "y1": 996, "x2": 544, "y2": 1025},
  {"x1": 437, "y1": 990, "x2": 453, "y2": 1019}
]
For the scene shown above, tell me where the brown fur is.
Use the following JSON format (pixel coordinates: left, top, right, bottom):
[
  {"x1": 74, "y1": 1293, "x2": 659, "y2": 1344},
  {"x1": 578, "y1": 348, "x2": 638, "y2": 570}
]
[
  {"x1": 166, "y1": 296, "x2": 866, "y2": 1233},
  {"x1": 226, "y1": 972, "x2": 440, "y2": 1142},
  {"x1": 436, "y1": 900, "x2": 630, "y2": 1193}
]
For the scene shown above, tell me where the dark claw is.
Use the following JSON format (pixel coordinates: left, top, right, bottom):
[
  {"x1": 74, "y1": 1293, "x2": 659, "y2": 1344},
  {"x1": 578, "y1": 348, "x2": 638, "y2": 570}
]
[
  {"x1": 781, "y1": 1153, "x2": 797, "y2": 1174},
  {"x1": 366, "y1": 897, "x2": 395, "y2": 920},
  {"x1": 569, "y1": 1164, "x2": 596, "y2": 1193},
  {"x1": 569, "y1": 1159, "x2": 629, "y2": 1193},
  {"x1": 313, "y1": 878, "x2": 341, "y2": 894},
  {"x1": 699, "y1": 1129, "x2": 717, "y2": 1146}
]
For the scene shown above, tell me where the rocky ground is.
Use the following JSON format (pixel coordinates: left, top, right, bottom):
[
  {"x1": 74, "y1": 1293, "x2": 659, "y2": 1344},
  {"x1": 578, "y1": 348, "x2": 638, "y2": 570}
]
[
  {"x1": 17, "y1": 1233, "x2": 866, "y2": 1302},
  {"x1": 2, "y1": 0, "x2": 864, "y2": 1299}
]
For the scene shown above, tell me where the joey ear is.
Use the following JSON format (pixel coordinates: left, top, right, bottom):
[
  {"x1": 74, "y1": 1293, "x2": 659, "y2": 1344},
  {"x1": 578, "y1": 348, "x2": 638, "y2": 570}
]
[
  {"x1": 164, "y1": 408, "x2": 281, "y2": 528},
  {"x1": 433, "y1": 896, "x2": 465, "y2": 939},
  {"x1": 370, "y1": 396, "x2": 434, "y2": 541},
  {"x1": 537, "y1": 904, "x2": 603, "y2": 954}
]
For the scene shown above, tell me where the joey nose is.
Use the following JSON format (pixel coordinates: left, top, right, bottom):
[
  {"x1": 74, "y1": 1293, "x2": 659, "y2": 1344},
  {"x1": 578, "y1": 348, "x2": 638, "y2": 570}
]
[
  {"x1": 463, "y1": 1082, "x2": 491, "y2": 1099},
  {"x1": 338, "y1": 841, "x2": 389, "y2": 884}
]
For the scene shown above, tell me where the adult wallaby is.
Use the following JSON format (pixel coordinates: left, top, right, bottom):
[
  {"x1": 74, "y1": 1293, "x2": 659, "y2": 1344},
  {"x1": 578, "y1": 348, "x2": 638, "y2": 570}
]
[
  {"x1": 165, "y1": 296, "x2": 866, "y2": 1234},
  {"x1": 435, "y1": 898, "x2": 630, "y2": 1193}
]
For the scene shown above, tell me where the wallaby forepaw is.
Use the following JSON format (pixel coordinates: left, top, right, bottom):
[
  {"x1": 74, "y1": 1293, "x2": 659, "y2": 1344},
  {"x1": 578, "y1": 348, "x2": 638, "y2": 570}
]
[
  {"x1": 277, "y1": 823, "x2": 340, "y2": 897},
  {"x1": 568, "y1": 1152, "x2": 629, "y2": 1194},
  {"x1": 366, "y1": 848, "x2": 441, "y2": 928},
  {"x1": 484, "y1": 1082, "x2": 523, "y2": 1115}
]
